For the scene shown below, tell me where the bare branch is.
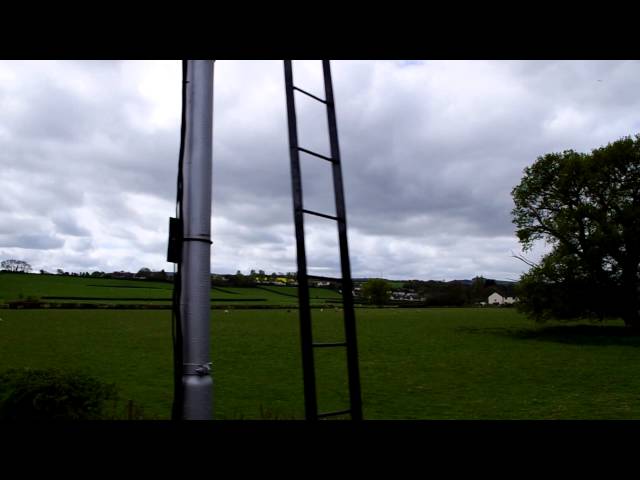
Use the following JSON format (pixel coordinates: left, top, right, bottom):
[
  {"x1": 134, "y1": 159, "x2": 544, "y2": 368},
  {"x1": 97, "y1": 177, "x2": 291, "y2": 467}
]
[{"x1": 511, "y1": 251, "x2": 539, "y2": 269}]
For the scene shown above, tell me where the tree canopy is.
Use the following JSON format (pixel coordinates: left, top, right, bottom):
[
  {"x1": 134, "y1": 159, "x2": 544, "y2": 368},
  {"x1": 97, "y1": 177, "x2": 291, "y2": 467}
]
[
  {"x1": 512, "y1": 134, "x2": 640, "y2": 328},
  {"x1": 361, "y1": 278, "x2": 392, "y2": 306},
  {"x1": 1, "y1": 259, "x2": 32, "y2": 273}
]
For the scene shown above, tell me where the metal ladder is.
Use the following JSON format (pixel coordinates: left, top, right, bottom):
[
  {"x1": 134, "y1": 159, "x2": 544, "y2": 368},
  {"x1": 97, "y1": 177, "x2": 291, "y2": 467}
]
[{"x1": 283, "y1": 60, "x2": 363, "y2": 421}]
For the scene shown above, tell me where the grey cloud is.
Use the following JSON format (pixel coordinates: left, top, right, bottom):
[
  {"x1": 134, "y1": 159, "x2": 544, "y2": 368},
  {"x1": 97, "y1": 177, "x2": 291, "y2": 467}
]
[
  {"x1": 51, "y1": 213, "x2": 91, "y2": 237},
  {"x1": 0, "y1": 213, "x2": 44, "y2": 235},
  {"x1": 0, "y1": 233, "x2": 64, "y2": 250},
  {"x1": 1, "y1": 60, "x2": 639, "y2": 280},
  {"x1": 10, "y1": 83, "x2": 97, "y2": 142}
]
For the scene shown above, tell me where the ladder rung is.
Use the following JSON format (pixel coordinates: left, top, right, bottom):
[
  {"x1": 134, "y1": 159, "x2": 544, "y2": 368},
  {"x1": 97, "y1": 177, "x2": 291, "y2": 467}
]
[
  {"x1": 312, "y1": 342, "x2": 347, "y2": 348},
  {"x1": 293, "y1": 86, "x2": 327, "y2": 104},
  {"x1": 317, "y1": 409, "x2": 351, "y2": 419},
  {"x1": 297, "y1": 147, "x2": 335, "y2": 163},
  {"x1": 302, "y1": 209, "x2": 339, "y2": 221}
]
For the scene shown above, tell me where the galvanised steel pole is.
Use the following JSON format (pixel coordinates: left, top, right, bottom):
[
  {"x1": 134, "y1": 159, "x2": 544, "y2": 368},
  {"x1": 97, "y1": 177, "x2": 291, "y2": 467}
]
[{"x1": 180, "y1": 60, "x2": 214, "y2": 420}]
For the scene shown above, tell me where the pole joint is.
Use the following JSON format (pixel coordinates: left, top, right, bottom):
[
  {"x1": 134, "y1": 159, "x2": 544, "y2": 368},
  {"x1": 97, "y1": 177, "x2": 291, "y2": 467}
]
[{"x1": 183, "y1": 362, "x2": 213, "y2": 376}]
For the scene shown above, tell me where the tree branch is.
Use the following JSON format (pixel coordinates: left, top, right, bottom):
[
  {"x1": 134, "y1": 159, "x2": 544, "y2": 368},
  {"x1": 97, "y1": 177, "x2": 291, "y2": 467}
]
[{"x1": 511, "y1": 251, "x2": 539, "y2": 269}]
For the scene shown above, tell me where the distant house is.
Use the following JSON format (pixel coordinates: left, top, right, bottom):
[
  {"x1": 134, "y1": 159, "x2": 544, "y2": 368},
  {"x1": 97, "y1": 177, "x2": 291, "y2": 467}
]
[
  {"x1": 488, "y1": 292, "x2": 517, "y2": 305},
  {"x1": 488, "y1": 292, "x2": 504, "y2": 305},
  {"x1": 391, "y1": 290, "x2": 420, "y2": 301}
]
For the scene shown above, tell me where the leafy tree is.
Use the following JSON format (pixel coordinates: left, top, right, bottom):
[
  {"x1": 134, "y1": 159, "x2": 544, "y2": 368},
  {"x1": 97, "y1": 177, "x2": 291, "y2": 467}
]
[
  {"x1": 154, "y1": 269, "x2": 168, "y2": 281},
  {"x1": 0, "y1": 259, "x2": 31, "y2": 273},
  {"x1": 512, "y1": 134, "x2": 640, "y2": 328},
  {"x1": 361, "y1": 279, "x2": 391, "y2": 306},
  {"x1": 227, "y1": 271, "x2": 255, "y2": 287},
  {"x1": 422, "y1": 281, "x2": 467, "y2": 306},
  {"x1": 469, "y1": 276, "x2": 487, "y2": 303},
  {"x1": 0, "y1": 368, "x2": 120, "y2": 420}
]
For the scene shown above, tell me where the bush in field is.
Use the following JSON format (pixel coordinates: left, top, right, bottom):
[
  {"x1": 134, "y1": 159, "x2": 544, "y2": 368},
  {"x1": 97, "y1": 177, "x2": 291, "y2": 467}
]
[
  {"x1": 0, "y1": 368, "x2": 120, "y2": 420},
  {"x1": 361, "y1": 279, "x2": 392, "y2": 306}
]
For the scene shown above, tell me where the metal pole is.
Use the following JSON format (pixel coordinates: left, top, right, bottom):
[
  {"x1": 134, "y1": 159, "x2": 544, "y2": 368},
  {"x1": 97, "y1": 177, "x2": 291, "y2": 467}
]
[{"x1": 180, "y1": 60, "x2": 214, "y2": 420}]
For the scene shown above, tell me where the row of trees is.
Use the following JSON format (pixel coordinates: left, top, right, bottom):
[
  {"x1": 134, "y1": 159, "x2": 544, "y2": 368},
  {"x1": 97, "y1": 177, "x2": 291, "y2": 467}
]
[
  {"x1": 0, "y1": 262, "x2": 173, "y2": 282},
  {"x1": 356, "y1": 277, "x2": 515, "y2": 307},
  {"x1": 212, "y1": 270, "x2": 300, "y2": 287},
  {"x1": 403, "y1": 276, "x2": 515, "y2": 307}
]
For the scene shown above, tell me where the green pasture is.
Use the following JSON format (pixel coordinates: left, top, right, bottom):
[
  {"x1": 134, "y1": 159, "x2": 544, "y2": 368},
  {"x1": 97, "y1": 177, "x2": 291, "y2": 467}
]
[
  {"x1": 2, "y1": 306, "x2": 640, "y2": 419},
  {"x1": 0, "y1": 273, "x2": 172, "y2": 302},
  {"x1": 0, "y1": 273, "x2": 342, "y2": 306}
]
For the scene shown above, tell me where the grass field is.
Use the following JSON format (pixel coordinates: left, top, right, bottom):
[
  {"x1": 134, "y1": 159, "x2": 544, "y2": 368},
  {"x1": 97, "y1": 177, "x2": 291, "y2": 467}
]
[
  {"x1": 2, "y1": 303, "x2": 640, "y2": 419},
  {"x1": 0, "y1": 273, "x2": 342, "y2": 307}
]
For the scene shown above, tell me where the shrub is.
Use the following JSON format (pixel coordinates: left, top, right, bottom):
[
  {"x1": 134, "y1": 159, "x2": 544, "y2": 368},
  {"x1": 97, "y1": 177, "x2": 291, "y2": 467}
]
[{"x1": 0, "y1": 368, "x2": 120, "y2": 420}]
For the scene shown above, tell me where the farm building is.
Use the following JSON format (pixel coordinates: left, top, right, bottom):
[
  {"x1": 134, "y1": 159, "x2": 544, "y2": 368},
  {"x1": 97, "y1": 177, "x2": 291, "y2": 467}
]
[
  {"x1": 488, "y1": 292, "x2": 517, "y2": 305},
  {"x1": 391, "y1": 291, "x2": 420, "y2": 301}
]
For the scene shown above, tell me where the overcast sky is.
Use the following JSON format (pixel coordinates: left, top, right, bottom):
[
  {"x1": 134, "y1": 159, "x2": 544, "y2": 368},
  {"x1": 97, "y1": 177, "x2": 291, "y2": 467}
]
[{"x1": 1, "y1": 60, "x2": 639, "y2": 281}]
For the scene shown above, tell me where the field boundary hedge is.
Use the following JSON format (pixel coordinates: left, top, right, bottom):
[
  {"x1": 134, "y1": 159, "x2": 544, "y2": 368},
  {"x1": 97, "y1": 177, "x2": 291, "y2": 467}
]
[
  {"x1": 4, "y1": 301, "x2": 352, "y2": 310},
  {"x1": 40, "y1": 296, "x2": 267, "y2": 302},
  {"x1": 257, "y1": 286, "x2": 341, "y2": 302},
  {"x1": 211, "y1": 287, "x2": 240, "y2": 295},
  {"x1": 255, "y1": 286, "x2": 298, "y2": 298},
  {"x1": 86, "y1": 284, "x2": 167, "y2": 290}
]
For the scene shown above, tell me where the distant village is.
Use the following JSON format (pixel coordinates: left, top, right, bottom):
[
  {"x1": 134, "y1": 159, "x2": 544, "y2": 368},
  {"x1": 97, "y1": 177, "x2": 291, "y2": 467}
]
[{"x1": 38, "y1": 267, "x2": 518, "y2": 307}]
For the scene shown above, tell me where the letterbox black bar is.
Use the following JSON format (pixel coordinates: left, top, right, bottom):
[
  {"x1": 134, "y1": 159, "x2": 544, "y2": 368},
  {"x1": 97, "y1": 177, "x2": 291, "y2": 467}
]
[
  {"x1": 297, "y1": 147, "x2": 335, "y2": 163},
  {"x1": 293, "y1": 86, "x2": 327, "y2": 104},
  {"x1": 323, "y1": 59, "x2": 363, "y2": 421},
  {"x1": 284, "y1": 60, "x2": 318, "y2": 421}
]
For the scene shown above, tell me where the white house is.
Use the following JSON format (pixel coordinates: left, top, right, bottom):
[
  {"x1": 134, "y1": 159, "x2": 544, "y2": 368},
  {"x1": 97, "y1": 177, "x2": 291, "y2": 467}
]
[
  {"x1": 488, "y1": 292, "x2": 517, "y2": 305},
  {"x1": 488, "y1": 292, "x2": 504, "y2": 305}
]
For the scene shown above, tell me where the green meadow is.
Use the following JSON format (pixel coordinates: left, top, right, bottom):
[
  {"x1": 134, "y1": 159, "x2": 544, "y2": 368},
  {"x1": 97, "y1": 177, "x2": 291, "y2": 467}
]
[
  {"x1": 0, "y1": 273, "x2": 341, "y2": 307},
  {"x1": 2, "y1": 288, "x2": 640, "y2": 419}
]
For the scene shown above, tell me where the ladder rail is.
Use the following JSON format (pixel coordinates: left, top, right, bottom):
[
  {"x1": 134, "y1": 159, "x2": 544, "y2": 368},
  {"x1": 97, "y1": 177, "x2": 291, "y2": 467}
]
[
  {"x1": 284, "y1": 60, "x2": 363, "y2": 421},
  {"x1": 283, "y1": 60, "x2": 318, "y2": 420},
  {"x1": 322, "y1": 60, "x2": 363, "y2": 421}
]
